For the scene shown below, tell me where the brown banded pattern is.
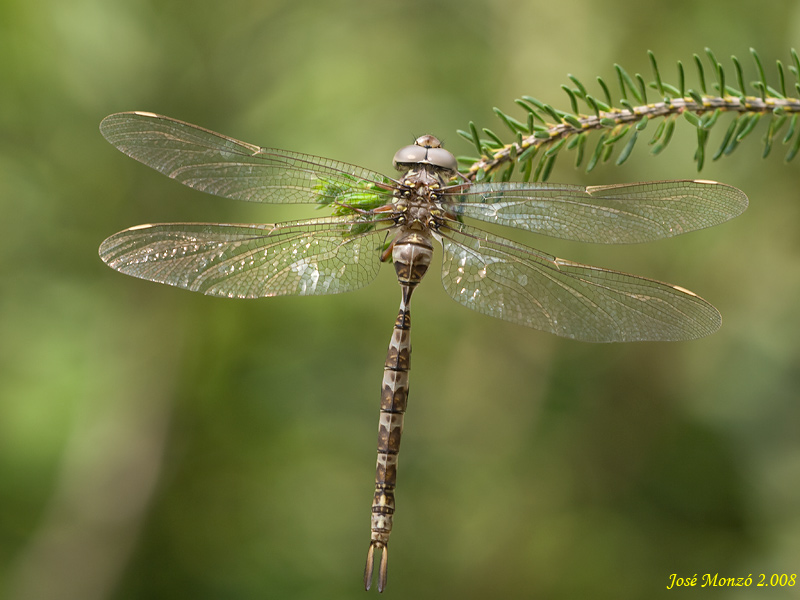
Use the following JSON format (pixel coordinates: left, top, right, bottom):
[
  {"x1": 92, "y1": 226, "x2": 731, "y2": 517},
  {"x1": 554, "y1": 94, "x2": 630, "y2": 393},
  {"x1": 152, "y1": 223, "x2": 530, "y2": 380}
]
[
  {"x1": 97, "y1": 112, "x2": 747, "y2": 593},
  {"x1": 365, "y1": 231, "x2": 434, "y2": 592}
]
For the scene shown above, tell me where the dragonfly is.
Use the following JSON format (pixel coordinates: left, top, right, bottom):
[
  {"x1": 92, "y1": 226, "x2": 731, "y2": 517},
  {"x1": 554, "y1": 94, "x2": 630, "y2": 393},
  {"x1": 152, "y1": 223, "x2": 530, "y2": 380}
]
[{"x1": 98, "y1": 111, "x2": 748, "y2": 592}]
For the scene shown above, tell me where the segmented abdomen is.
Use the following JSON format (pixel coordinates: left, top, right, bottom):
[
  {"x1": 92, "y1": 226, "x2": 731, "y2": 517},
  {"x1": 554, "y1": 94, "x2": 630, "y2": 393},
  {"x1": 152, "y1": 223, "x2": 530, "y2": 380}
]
[{"x1": 365, "y1": 230, "x2": 433, "y2": 592}]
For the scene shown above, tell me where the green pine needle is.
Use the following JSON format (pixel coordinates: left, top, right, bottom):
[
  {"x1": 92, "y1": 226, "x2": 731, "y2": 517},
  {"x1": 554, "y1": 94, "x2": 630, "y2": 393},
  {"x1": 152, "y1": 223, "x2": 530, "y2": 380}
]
[{"x1": 460, "y1": 48, "x2": 800, "y2": 182}]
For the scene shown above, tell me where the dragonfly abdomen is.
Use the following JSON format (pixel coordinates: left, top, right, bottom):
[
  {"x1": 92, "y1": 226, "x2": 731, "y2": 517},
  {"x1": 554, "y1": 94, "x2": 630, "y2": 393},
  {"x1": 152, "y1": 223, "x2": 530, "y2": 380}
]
[
  {"x1": 365, "y1": 306, "x2": 409, "y2": 592},
  {"x1": 365, "y1": 230, "x2": 434, "y2": 591}
]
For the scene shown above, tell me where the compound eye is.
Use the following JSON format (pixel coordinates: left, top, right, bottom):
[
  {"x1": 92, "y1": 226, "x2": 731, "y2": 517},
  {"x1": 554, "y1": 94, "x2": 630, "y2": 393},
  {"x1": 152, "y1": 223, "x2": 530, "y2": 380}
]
[
  {"x1": 393, "y1": 145, "x2": 428, "y2": 170},
  {"x1": 426, "y1": 147, "x2": 458, "y2": 173}
]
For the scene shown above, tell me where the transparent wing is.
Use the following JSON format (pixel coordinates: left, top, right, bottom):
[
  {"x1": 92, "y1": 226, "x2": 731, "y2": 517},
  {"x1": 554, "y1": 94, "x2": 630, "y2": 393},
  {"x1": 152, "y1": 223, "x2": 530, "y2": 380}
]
[
  {"x1": 438, "y1": 222, "x2": 720, "y2": 342},
  {"x1": 99, "y1": 216, "x2": 393, "y2": 298},
  {"x1": 100, "y1": 112, "x2": 394, "y2": 205},
  {"x1": 441, "y1": 180, "x2": 747, "y2": 243}
]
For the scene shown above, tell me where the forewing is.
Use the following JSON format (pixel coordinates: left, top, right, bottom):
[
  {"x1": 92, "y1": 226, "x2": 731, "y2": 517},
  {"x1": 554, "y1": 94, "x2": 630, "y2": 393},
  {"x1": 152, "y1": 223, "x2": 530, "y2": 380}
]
[
  {"x1": 99, "y1": 216, "x2": 392, "y2": 298},
  {"x1": 438, "y1": 222, "x2": 720, "y2": 342},
  {"x1": 443, "y1": 180, "x2": 747, "y2": 243},
  {"x1": 100, "y1": 112, "x2": 394, "y2": 204}
]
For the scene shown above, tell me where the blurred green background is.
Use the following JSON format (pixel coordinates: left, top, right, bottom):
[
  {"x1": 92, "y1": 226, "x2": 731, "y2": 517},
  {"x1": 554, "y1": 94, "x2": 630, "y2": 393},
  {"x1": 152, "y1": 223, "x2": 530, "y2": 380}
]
[{"x1": 2, "y1": 0, "x2": 799, "y2": 598}]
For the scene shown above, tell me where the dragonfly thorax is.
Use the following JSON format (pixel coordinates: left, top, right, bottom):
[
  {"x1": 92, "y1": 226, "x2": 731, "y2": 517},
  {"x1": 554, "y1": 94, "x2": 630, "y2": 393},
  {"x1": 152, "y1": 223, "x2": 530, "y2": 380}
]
[{"x1": 393, "y1": 169, "x2": 448, "y2": 232}]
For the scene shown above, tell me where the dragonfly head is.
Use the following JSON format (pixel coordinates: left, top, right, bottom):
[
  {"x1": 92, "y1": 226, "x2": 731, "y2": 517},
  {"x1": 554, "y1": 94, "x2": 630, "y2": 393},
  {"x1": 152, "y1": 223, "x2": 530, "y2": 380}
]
[{"x1": 393, "y1": 134, "x2": 458, "y2": 176}]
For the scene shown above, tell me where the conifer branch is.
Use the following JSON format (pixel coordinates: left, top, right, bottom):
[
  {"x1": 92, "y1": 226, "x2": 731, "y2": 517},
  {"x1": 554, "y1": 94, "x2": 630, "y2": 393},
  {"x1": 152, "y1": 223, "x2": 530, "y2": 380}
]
[{"x1": 458, "y1": 48, "x2": 800, "y2": 182}]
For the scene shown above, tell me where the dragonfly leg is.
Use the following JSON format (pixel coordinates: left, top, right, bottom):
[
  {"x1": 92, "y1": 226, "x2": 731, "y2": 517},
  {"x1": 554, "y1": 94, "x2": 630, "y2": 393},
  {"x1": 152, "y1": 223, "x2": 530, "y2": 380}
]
[{"x1": 380, "y1": 239, "x2": 395, "y2": 262}]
